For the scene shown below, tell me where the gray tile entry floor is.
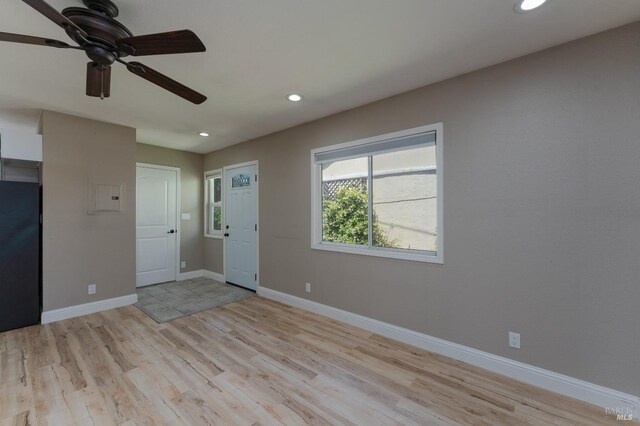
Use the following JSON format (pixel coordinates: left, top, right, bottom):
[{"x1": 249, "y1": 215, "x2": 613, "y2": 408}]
[{"x1": 135, "y1": 277, "x2": 255, "y2": 323}]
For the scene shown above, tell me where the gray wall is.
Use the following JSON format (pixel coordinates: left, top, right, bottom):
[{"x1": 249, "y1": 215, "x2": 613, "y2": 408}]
[
  {"x1": 136, "y1": 143, "x2": 204, "y2": 273},
  {"x1": 203, "y1": 22, "x2": 640, "y2": 395},
  {"x1": 42, "y1": 111, "x2": 136, "y2": 311}
]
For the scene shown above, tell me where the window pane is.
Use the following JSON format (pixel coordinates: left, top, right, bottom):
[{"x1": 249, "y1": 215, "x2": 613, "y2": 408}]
[
  {"x1": 208, "y1": 203, "x2": 214, "y2": 234},
  {"x1": 213, "y1": 206, "x2": 222, "y2": 231},
  {"x1": 206, "y1": 173, "x2": 223, "y2": 236},
  {"x1": 321, "y1": 157, "x2": 369, "y2": 245},
  {"x1": 207, "y1": 178, "x2": 218, "y2": 207},
  {"x1": 213, "y1": 177, "x2": 221, "y2": 203},
  {"x1": 372, "y1": 145, "x2": 437, "y2": 251}
]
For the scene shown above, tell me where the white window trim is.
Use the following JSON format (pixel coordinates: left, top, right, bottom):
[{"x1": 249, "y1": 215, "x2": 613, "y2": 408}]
[
  {"x1": 310, "y1": 122, "x2": 443, "y2": 264},
  {"x1": 204, "y1": 169, "x2": 223, "y2": 238}
]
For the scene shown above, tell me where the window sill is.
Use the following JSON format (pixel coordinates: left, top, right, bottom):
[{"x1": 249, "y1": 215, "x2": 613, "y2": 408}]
[{"x1": 311, "y1": 242, "x2": 443, "y2": 264}]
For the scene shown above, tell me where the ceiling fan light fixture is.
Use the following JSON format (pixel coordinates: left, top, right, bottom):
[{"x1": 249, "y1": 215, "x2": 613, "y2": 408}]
[
  {"x1": 198, "y1": 132, "x2": 210, "y2": 137},
  {"x1": 287, "y1": 93, "x2": 303, "y2": 102},
  {"x1": 514, "y1": 0, "x2": 547, "y2": 13}
]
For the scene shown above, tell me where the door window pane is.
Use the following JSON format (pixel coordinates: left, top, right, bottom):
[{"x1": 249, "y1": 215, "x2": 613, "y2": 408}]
[{"x1": 231, "y1": 174, "x2": 251, "y2": 188}]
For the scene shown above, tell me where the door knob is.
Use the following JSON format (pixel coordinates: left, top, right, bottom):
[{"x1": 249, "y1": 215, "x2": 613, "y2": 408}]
[
  {"x1": 168, "y1": 229, "x2": 176, "y2": 234},
  {"x1": 224, "y1": 233, "x2": 229, "y2": 237}
]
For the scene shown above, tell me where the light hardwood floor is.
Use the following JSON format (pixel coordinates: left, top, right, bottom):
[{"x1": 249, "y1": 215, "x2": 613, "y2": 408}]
[{"x1": 0, "y1": 296, "x2": 619, "y2": 425}]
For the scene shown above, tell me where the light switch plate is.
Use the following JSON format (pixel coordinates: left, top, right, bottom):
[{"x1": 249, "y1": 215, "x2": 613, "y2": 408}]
[{"x1": 181, "y1": 213, "x2": 191, "y2": 220}]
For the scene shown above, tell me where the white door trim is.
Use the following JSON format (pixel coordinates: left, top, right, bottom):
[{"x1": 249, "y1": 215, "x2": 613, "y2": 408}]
[
  {"x1": 136, "y1": 162, "x2": 181, "y2": 285},
  {"x1": 222, "y1": 160, "x2": 259, "y2": 291}
]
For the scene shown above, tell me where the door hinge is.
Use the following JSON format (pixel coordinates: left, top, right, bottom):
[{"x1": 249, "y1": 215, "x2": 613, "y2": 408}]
[
  {"x1": 255, "y1": 224, "x2": 257, "y2": 231},
  {"x1": 255, "y1": 174, "x2": 258, "y2": 182},
  {"x1": 255, "y1": 273, "x2": 257, "y2": 281}
]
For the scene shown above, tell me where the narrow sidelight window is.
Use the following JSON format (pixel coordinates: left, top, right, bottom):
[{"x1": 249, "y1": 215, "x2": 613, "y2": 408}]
[{"x1": 205, "y1": 170, "x2": 223, "y2": 237}]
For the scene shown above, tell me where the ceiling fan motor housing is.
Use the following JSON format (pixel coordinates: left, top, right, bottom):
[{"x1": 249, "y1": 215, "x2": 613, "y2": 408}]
[
  {"x1": 85, "y1": 45, "x2": 116, "y2": 65},
  {"x1": 62, "y1": 0, "x2": 133, "y2": 63},
  {"x1": 83, "y1": 0, "x2": 119, "y2": 18}
]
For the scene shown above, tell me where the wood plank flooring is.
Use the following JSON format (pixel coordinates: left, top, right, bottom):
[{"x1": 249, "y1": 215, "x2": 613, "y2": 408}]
[{"x1": 0, "y1": 296, "x2": 620, "y2": 425}]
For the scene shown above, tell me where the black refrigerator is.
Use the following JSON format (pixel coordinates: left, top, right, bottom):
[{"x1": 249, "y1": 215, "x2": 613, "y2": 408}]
[{"x1": 0, "y1": 181, "x2": 41, "y2": 332}]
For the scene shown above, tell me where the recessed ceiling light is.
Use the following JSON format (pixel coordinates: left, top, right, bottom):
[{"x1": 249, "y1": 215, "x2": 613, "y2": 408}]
[
  {"x1": 287, "y1": 94, "x2": 303, "y2": 102},
  {"x1": 514, "y1": 0, "x2": 547, "y2": 12},
  {"x1": 198, "y1": 132, "x2": 210, "y2": 137}
]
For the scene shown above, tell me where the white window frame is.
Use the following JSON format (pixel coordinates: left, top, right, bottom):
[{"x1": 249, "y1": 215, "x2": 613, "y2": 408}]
[
  {"x1": 204, "y1": 169, "x2": 223, "y2": 238},
  {"x1": 310, "y1": 122, "x2": 443, "y2": 264}
]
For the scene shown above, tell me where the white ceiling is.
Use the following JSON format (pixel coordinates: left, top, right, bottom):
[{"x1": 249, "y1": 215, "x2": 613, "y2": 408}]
[{"x1": 1, "y1": 0, "x2": 639, "y2": 154}]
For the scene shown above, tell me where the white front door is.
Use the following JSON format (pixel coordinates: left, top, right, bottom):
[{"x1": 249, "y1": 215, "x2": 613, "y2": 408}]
[
  {"x1": 224, "y1": 163, "x2": 258, "y2": 290},
  {"x1": 136, "y1": 165, "x2": 178, "y2": 287}
]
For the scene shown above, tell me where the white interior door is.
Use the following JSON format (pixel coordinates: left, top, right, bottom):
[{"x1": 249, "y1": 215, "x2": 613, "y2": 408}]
[
  {"x1": 136, "y1": 165, "x2": 178, "y2": 287},
  {"x1": 224, "y1": 163, "x2": 258, "y2": 290}
]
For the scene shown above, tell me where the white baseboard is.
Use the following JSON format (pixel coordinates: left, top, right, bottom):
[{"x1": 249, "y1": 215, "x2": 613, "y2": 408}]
[
  {"x1": 178, "y1": 269, "x2": 205, "y2": 281},
  {"x1": 177, "y1": 270, "x2": 225, "y2": 282},
  {"x1": 42, "y1": 294, "x2": 138, "y2": 324},
  {"x1": 257, "y1": 287, "x2": 640, "y2": 417},
  {"x1": 203, "y1": 270, "x2": 225, "y2": 282}
]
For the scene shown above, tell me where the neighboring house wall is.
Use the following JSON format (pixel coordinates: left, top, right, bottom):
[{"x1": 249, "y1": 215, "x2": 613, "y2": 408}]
[
  {"x1": 203, "y1": 22, "x2": 640, "y2": 396},
  {"x1": 373, "y1": 171, "x2": 437, "y2": 251},
  {"x1": 42, "y1": 111, "x2": 136, "y2": 311},
  {"x1": 136, "y1": 143, "x2": 204, "y2": 273}
]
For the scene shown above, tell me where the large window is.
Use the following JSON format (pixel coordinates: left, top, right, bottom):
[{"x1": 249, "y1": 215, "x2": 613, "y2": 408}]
[
  {"x1": 204, "y1": 170, "x2": 222, "y2": 238},
  {"x1": 311, "y1": 123, "x2": 443, "y2": 263}
]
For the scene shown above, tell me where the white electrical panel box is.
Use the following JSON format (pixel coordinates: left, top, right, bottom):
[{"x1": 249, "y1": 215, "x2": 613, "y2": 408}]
[{"x1": 88, "y1": 183, "x2": 125, "y2": 214}]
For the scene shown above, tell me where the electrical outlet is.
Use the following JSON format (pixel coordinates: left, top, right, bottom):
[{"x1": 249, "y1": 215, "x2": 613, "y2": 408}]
[
  {"x1": 509, "y1": 332, "x2": 521, "y2": 349},
  {"x1": 181, "y1": 261, "x2": 186, "y2": 269},
  {"x1": 88, "y1": 284, "x2": 96, "y2": 295},
  {"x1": 305, "y1": 282, "x2": 311, "y2": 293}
]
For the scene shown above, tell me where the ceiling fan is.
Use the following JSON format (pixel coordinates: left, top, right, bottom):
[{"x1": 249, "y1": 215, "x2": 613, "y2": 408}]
[{"x1": 0, "y1": 0, "x2": 207, "y2": 104}]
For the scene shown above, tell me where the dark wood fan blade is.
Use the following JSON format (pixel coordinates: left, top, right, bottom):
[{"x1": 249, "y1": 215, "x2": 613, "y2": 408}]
[
  {"x1": 86, "y1": 62, "x2": 111, "y2": 99},
  {"x1": 22, "y1": 0, "x2": 87, "y2": 37},
  {"x1": 126, "y1": 61, "x2": 206, "y2": 104},
  {"x1": 0, "y1": 32, "x2": 72, "y2": 48},
  {"x1": 117, "y1": 30, "x2": 206, "y2": 56}
]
